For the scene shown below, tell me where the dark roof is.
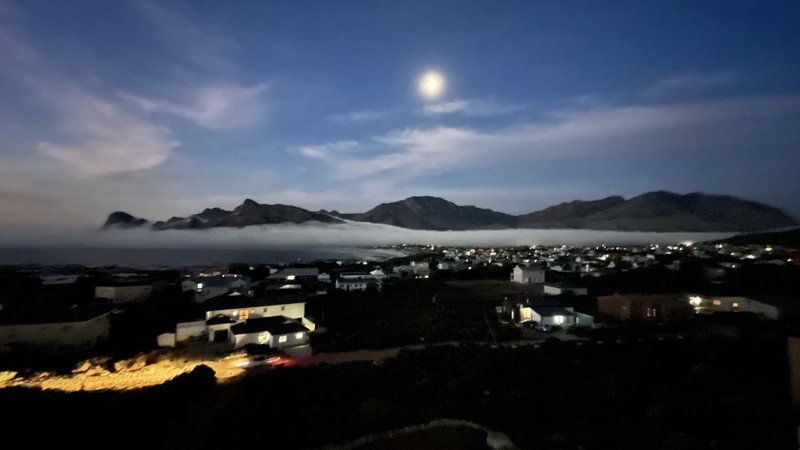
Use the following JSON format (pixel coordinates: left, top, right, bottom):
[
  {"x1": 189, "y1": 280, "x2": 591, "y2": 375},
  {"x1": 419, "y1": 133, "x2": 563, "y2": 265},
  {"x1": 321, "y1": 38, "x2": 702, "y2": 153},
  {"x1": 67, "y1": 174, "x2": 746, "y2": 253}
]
[
  {"x1": 230, "y1": 316, "x2": 309, "y2": 335},
  {"x1": 202, "y1": 292, "x2": 305, "y2": 312},
  {"x1": 0, "y1": 305, "x2": 116, "y2": 326},
  {"x1": 206, "y1": 314, "x2": 236, "y2": 325}
]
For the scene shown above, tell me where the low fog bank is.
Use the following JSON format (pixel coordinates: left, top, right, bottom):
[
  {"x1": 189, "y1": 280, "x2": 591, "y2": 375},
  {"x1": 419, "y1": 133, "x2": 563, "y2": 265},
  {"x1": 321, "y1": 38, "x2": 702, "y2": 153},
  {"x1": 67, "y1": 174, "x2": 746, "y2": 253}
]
[{"x1": 0, "y1": 221, "x2": 735, "y2": 249}]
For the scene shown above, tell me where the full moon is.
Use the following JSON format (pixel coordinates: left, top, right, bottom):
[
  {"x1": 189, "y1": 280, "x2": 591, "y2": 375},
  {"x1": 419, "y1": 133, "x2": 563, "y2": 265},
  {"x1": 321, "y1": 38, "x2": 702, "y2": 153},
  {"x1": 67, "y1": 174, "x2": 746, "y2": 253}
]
[{"x1": 419, "y1": 71, "x2": 444, "y2": 98}]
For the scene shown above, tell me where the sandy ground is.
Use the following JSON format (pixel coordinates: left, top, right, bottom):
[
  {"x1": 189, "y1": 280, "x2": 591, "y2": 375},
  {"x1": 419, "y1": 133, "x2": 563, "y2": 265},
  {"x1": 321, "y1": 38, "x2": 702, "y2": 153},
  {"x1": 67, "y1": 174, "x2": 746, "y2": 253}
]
[{"x1": 0, "y1": 334, "x2": 576, "y2": 392}]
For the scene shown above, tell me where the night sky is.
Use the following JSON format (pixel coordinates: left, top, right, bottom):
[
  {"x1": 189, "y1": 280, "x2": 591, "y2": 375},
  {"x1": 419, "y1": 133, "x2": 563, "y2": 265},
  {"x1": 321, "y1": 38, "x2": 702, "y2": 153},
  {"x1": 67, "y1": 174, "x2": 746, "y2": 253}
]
[{"x1": 1, "y1": 0, "x2": 799, "y2": 228}]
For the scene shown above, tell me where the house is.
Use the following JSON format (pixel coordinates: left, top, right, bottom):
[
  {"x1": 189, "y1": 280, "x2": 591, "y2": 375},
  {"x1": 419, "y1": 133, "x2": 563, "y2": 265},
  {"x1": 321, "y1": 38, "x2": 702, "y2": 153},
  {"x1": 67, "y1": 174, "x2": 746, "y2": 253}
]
[
  {"x1": 336, "y1": 273, "x2": 370, "y2": 291},
  {"x1": 688, "y1": 295, "x2": 780, "y2": 319},
  {"x1": 182, "y1": 275, "x2": 251, "y2": 303},
  {"x1": 268, "y1": 267, "x2": 319, "y2": 283},
  {"x1": 517, "y1": 303, "x2": 594, "y2": 329},
  {"x1": 161, "y1": 292, "x2": 315, "y2": 347},
  {"x1": 229, "y1": 316, "x2": 310, "y2": 349},
  {"x1": 0, "y1": 306, "x2": 115, "y2": 353},
  {"x1": 511, "y1": 265, "x2": 545, "y2": 284},
  {"x1": 597, "y1": 293, "x2": 693, "y2": 322},
  {"x1": 543, "y1": 282, "x2": 588, "y2": 296}
]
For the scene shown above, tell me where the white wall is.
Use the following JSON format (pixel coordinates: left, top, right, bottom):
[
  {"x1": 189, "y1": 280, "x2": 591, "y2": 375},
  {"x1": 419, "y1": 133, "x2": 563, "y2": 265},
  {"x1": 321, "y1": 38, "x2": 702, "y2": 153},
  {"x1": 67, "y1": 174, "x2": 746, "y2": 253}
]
[
  {"x1": 0, "y1": 314, "x2": 111, "y2": 352},
  {"x1": 95, "y1": 285, "x2": 153, "y2": 303}
]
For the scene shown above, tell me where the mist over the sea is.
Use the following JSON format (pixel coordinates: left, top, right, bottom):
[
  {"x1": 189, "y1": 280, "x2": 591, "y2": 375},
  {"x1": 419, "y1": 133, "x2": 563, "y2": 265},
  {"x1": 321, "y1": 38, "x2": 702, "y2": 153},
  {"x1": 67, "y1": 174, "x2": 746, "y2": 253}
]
[{"x1": 0, "y1": 221, "x2": 735, "y2": 267}]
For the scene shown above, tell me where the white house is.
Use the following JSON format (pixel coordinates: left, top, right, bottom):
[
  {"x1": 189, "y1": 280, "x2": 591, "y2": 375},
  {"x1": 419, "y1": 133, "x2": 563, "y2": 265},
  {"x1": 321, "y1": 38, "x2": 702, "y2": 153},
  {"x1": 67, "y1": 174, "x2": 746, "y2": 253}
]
[
  {"x1": 0, "y1": 306, "x2": 115, "y2": 353},
  {"x1": 511, "y1": 265, "x2": 545, "y2": 284},
  {"x1": 517, "y1": 305, "x2": 594, "y2": 329},
  {"x1": 161, "y1": 292, "x2": 315, "y2": 347},
  {"x1": 336, "y1": 278, "x2": 369, "y2": 292},
  {"x1": 229, "y1": 316, "x2": 310, "y2": 349},
  {"x1": 688, "y1": 295, "x2": 780, "y2": 319}
]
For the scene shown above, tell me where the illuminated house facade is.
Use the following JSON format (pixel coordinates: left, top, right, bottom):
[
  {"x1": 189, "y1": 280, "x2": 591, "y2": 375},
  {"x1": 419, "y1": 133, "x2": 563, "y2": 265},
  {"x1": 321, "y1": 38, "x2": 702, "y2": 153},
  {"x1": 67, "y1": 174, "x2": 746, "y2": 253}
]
[
  {"x1": 159, "y1": 292, "x2": 314, "y2": 348},
  {"x1": 511, "y1": 265, "x2": 545, "y2": 284},
  {"x1": 688, "y1": 295, "x2": 780, "y2": 319}
]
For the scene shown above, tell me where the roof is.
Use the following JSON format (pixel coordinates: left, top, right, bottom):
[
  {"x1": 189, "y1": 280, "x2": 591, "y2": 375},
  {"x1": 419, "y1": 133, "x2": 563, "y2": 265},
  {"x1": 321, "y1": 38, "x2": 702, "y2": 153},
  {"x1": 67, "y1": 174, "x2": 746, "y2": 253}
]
[
  {"x1": 529, "y1": 306, "x2": 574, "y2": 317},
  {"x1": 206, "y1": 314, "x2": 236, "y2": 325},
  {"x1": 515, "y1": 265, "x2": 543, "y2": 272},
  {"x1": 268, "y1": 268, "x2": 319, "y2": 279},
  {"x1": 230, "y1": 316, "x2": 309, "y2": 335},
  {"x1": 202, "y1": 292, "x2": 305, "y2": 312}
]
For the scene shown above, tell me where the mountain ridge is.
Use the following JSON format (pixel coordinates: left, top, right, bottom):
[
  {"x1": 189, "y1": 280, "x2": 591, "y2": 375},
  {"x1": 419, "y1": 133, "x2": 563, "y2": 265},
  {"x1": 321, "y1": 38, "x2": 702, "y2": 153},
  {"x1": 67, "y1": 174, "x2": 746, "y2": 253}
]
[{"x1": 102, "y1": 191, "x2": 797, "y2": 232}]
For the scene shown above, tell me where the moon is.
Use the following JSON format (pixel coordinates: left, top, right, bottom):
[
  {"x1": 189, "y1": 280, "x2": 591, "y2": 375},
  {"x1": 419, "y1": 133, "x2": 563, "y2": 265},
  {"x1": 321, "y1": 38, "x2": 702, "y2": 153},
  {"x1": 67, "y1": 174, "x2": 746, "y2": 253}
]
[{"x1": 419, "y1": 71, "x2": 444, "y2": 98}]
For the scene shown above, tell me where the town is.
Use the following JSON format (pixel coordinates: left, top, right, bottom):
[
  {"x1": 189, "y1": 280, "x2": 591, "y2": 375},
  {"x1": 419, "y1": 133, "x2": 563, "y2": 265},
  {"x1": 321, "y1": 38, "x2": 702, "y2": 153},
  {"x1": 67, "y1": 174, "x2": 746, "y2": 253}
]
[
  {"x1": 2, "y1": 237, "x2": 798, "y2": 368},
  {"x1": 2, "y1": 236, "x2": 799, "y2": 447}
]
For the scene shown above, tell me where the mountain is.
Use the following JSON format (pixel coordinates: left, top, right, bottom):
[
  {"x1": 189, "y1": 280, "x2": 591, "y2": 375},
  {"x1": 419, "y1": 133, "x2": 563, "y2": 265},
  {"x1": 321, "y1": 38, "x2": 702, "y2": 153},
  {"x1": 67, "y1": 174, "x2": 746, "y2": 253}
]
[
  {"x1": 101, "y1": 191, "x2": 797, "y2": 232},
  {"x1": 713, "y1": 227, "x2": 800, "y2": 248},
  {"x1": 103, "y1": 199, "x2": 341, "y2": 230},
  {"x1": 351, "y1": 196, "x2": 517, "y2": 230},
  {"x1": 102, "y1": 211, "x2": 148, "y2": 229},
  {"x1": 571, "y1": 192, "x2": 795, "y2": 232},
  {"x1": 516, "y1": 196, "x2": 626, "y2": 228}
]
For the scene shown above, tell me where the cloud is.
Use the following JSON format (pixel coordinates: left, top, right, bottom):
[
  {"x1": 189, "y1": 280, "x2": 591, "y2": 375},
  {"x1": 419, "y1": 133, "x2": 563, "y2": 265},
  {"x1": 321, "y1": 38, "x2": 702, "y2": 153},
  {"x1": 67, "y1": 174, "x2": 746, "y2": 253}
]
[
  {"x1": 0, "y1": 222, "x2": 734, "y2": 261},
  {"x1": 329, "y1": 109, "x2": 389, "y2": 122},
  {"x1": 644, "y1": 71, "x2": 741, "y2": 97},
  {"x1": 299, "y1": 95, "x2": 800, "y2": 182},
  {"x1": 421, "y1": 98, "x2": 526, "y2": 117},
  {"x1": 37, "y1": 87, "x2": 178, "y2": 176},
  {"x1": 293, "y1": 140, "x2": 360, "y2": 159},
  {"x1": 121, "y1": 83, "x2": 268, "y2": 129}
]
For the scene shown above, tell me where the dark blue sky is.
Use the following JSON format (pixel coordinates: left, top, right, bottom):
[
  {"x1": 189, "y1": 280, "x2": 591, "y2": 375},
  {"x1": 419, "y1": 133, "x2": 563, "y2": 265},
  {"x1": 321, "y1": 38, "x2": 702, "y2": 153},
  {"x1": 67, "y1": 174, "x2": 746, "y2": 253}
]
[{"x1": 0, "y1": 0, "x2": 798, "y2": 227}]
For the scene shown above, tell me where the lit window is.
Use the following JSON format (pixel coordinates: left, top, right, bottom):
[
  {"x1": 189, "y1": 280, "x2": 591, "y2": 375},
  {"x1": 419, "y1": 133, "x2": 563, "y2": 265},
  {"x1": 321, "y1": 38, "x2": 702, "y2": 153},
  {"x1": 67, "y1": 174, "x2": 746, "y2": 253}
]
[
  {"x1": 286, "y1": 275, "x2": 296, "y2": 281},
  {"x1": 295, "y1": 332, "x2": 304, "y2": 339},
  {"x1": 712, "y1": 300, "x2": 721, "y2": 306},
  {"x1": 732, "y1": 302, "x2": 739, "y2": 308},
  {"x1": 553, "y1": 315, "x2": 565, "y2": 325},
  {"x1": 278, "y1": 335, "x2": 287, "y2": 343},
  {"x1": 238, "y1": 309, "x2": 250, "y2": 320}
]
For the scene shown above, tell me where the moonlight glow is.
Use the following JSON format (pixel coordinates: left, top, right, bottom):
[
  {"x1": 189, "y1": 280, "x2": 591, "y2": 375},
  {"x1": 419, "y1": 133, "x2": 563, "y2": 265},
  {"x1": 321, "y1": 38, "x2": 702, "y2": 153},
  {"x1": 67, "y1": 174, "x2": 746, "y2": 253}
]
[{"x1": 419, "y1": 71, "x2": 444, "y2": 98}]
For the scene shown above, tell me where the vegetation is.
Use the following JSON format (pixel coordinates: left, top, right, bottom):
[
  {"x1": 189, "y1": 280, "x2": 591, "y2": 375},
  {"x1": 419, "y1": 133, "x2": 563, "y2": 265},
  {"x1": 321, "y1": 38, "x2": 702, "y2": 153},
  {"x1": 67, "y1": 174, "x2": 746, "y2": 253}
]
[
  {"x1": 0, "y1": 338, "x2": 793, "y2": 449},
  {"x1": 309, "y1": 279, "x2": 522, "y2": 352}
]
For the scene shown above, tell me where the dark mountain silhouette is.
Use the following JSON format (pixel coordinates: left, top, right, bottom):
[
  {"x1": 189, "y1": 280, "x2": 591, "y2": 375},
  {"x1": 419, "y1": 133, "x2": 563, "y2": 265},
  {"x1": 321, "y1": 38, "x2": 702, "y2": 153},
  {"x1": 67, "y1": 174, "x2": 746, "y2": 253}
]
[
  {"x1": 351, "y1": 196, "x2": 517, "y2": 230},
  {"x1": 102, "y1": 211, "x2": 149, "y2": 229},
  {"x1": 102, "y1": 191, "x2": 797, "y2": 232},
  {"x1": 714, "y1": 227, "x2": 800, "y2": 247}
]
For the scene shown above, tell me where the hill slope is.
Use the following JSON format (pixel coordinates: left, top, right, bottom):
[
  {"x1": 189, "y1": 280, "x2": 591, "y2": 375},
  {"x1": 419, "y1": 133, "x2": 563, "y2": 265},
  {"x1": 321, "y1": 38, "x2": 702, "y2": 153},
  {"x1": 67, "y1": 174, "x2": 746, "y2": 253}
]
[
  {"x1": 101, "y1": 192, "x2": 796, "y2": 232},
  {"x1": 351, "y1": 196, "x2": 517, "y2": 230}
]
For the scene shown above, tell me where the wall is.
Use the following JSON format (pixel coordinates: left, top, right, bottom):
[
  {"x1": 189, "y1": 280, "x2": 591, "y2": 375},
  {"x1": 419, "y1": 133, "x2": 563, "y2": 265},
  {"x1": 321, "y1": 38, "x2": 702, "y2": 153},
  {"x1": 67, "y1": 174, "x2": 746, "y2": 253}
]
[
  {"x1": 95, "y1": 285, "x2": 154, "y2": 303},
  {"x1": 0, "y1": 314, "x2": 111, "y2": 353}
]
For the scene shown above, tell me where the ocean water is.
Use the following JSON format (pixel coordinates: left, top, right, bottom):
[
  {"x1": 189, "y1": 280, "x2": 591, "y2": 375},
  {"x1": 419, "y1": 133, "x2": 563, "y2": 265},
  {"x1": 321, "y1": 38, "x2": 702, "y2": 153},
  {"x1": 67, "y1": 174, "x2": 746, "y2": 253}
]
[{"x1": 0, "y1": 221, "x2": 734, "y2": 267}]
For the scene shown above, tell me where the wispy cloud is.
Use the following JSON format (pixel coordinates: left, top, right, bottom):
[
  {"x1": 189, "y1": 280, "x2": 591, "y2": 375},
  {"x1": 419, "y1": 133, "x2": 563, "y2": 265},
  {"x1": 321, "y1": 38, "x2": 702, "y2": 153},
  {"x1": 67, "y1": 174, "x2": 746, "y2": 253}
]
[
  {"x1": 299, "y1": 95, "x2": 800, "y2": 181},
  {"x1": 293, "y1": 140, "x2": 360, "y2": 159},
  {"x1": 329, "y1": 109, "x2": 389, "y2": 123},
  {"x1": 644, "y1": 71, "x2": 741, "y2": 97},
  {"x1": 421, "y1": 97, "x2": 526, "y2": 117},
  {"x1": 121, "y1": 83, "x2": 268, "y2": 129},
  {"x1": 37, "y1": 86, "x2": 178, "y2": 176}
]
